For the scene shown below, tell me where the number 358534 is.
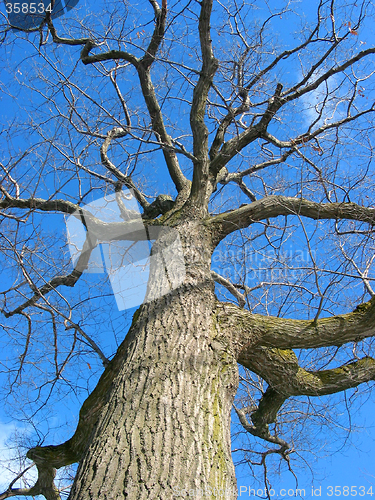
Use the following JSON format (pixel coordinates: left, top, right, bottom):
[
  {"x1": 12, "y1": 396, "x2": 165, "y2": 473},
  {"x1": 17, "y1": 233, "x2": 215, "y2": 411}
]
[{"x1": 5, "y1": 3, "x2": 52, "y2": 14}]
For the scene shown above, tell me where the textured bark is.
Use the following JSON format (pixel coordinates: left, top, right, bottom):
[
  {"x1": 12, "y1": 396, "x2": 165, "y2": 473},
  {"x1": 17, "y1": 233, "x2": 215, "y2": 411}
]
[{"x1": 68, "y1": 221, "x2": 239, "y2": 500}]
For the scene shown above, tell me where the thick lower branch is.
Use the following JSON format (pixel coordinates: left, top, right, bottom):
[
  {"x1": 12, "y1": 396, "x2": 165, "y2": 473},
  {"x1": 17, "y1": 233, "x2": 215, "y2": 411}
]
[
  {"x1": 239, "y1": 345, "x2": 375, "y2": 398},
  {"x1": 216, "y1": 296, "x2": 375, "y2": 351},
  {"x1": 235, "y1": 346, "x2": 375, "y2": 452},
  {"x1": 209, "y1": 195, "x2": 375, "y2": 243}
]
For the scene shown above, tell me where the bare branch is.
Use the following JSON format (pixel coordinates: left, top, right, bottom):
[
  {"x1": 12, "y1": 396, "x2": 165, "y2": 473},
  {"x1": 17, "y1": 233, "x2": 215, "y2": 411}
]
[
  {"x1": 23, "y1": 318, "x2": 140, "y2": 493},
  {"x1": 261, "y1": 106, "x2": 375, "y2": 150},
  {"x1": 0, "y1": 196, "x2": 82, "y2": 216},
  {"x1": 209, "y1": 84, "x2": 284, "y2": 177},
  {"x1": 0, "y1": 464, "x2": 60, "y2": 500},
  {"x1": 136, "y1": 67, "x2": 188, "y2": 193},
  {"x1": 211, "y1": 271, "x2": 246, "y2": 307},
  {"x1": 221, "y1": 148, "x2": 296, "y2": 184},
  {"x1": 81, "y1": 48, "x2": 139, "y2": 67},
  {"x1": 283, "y1": 47, "x2": 375, "y2": 104},
  {"x1": 241, "y1": 344, "x2": 375, "y2": 394},
  {"x1": 0, "y1": 196, "x2": 153, "y2": 242},
  {"x1": 100, "y1": 127, "x2": 151, "y2": 211},
  {"x1": 209, "y1": 195, "x2": 375, "y2": 243},
  {"x1": 141, "y1": 0, "x2": 167, "y2": 69},
  {"x1": 2, "y1": 232, "x2": 97, "y2": 318},
  {"x1": 217, "y1": 297, "x2": 375, "y2": 351},
  {"x1": 234, "y1": 394, "x2": 289, "y2": 452},
  {"x1": 188, "y1": 0, "x2": 219, "y2": 208}
]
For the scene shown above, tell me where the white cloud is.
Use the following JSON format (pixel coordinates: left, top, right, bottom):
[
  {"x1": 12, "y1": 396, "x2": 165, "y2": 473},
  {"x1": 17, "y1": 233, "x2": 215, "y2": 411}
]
[
  {"x1": 0, "y1": 421, "x2": 74, "y2": 496},
  {"x1": 298, "y1": 70, "x2": 345, "y2": 129},
  {"x1": 0, "y1": 421, "x2": 37, "y2": 491}
]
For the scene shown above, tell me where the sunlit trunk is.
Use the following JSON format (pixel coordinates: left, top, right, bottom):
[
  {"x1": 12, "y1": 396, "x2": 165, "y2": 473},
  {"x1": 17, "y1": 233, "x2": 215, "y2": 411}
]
[{"x1": 68, "y1": 222, "x2": 239, "y2": 500}]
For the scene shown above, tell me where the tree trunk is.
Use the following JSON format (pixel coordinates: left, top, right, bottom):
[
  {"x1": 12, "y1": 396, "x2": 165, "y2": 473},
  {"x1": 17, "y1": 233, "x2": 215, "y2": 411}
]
[{"x1": 68, "y1": 221, "x2": 239, "y2": 499}]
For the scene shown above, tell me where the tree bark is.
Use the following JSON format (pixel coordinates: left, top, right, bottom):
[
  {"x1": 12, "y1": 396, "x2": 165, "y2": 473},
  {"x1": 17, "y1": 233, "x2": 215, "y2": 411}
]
[{"x1": 68, "y1": 221, "x2": 239, "y2": 500}]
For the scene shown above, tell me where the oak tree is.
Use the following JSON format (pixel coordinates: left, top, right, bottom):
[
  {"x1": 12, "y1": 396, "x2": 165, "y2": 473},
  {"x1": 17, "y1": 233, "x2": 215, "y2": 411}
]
[{"x1": 1, "y1": 0, "x2": 375, "y2": 498}]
